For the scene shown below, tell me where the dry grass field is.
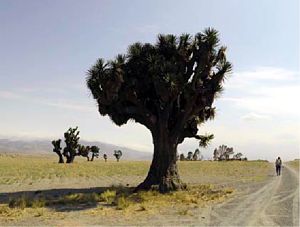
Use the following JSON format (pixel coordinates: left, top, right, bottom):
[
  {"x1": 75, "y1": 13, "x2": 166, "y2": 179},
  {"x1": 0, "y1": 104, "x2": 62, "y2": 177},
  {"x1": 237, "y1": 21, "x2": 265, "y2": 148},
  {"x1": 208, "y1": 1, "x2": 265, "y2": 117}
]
[
  {"x1": 0, "y1": 154, "x2": 274, "y2": 225},
  {"x1": 0, "y1": 154, "x2": 272, "y2": 186},
  {"x1": 287, "y1": 159, "x2": 300, "y2": 171}
]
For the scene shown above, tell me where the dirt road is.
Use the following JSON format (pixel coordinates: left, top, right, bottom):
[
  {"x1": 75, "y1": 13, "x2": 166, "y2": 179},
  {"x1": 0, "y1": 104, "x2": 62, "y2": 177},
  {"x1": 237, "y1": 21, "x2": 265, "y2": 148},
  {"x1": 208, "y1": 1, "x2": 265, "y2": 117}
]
[{"x1": 208, "y1": 164, "x2": 299, "y2": 226}]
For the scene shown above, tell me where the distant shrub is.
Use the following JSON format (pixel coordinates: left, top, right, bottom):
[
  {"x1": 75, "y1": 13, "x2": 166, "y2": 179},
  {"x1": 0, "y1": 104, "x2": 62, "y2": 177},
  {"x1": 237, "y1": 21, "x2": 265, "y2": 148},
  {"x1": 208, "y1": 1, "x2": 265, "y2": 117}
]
[
  {"x1": 113, "y1": 150, "x2": 122, "y2": 162},
  {"x1": 179, "y1": 153, "x2": 185, "y2": 161}
]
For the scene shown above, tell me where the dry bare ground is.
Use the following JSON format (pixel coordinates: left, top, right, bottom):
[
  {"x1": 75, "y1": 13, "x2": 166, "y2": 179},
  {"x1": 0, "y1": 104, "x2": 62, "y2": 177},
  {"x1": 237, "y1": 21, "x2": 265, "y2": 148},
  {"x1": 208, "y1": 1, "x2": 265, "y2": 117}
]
[
  {"x1": 135, "y1": 162, "x2": 299, "y2": 226},
  {"x1": 0, "y1": 155, "x2": 298, "y2": 226},
  {"x1": 207, "y1": 163, "x2": 299, "y2": 226}
]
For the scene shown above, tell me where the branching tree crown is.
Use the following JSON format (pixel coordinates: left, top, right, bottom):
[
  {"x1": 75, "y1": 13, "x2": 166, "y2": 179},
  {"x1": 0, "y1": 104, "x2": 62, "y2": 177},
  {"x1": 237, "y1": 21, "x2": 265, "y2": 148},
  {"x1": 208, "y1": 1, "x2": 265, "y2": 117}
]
[
  {"x1": 213, "y1": 145, "x2": 234, "y2": 161},
  {"x1": 87, "y1": 28, "x2": 231, "y2": 143},
  {"x1": 90, "y1": 146, "x2": 100, "y2": 161},
  {"x1": 87, "y1": 28, "x2": 232, "y2": 192},
  {"x1": 113, "y1": 150, "x2": 122, "y2": 162},
  {"x1": 63, "y1": 127, "x2": 80, "y2": 163}
]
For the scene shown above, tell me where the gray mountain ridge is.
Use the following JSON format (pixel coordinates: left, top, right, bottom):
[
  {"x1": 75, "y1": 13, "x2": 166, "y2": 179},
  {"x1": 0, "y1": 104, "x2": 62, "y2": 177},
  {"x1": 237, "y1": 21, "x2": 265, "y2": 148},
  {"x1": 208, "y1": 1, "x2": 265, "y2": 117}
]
[{"x1": 0, "y1": 138, "x2": 152, "y2": 160}]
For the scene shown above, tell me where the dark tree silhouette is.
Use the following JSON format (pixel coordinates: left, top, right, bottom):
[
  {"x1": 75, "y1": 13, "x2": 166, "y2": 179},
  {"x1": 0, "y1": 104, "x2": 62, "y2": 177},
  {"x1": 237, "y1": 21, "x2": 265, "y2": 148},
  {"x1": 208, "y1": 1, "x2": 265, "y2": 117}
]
[
  {"x1": 113, "y1": 150, "x2": 122, "y2": 162},
  {"x1": 233, "y1": 152, "x2": 243, "y2": 160},
  {"x1": 194, "y1": 133, "x2": 213, "y2": 161},
  {"x1": 90, "y1": 146, "x2": 100, "y2": 161},
  {"x1": 179, "y1": 153, "x2": 185, "y2": 161},
  {"x1": 213, "y1": 145, "x2": 234, "y2": 161},
  {"x1": 51, "y1": 139, "x2": 64, "y2": 163},
  {"x1": 77, "y1": 144, "x2": 91, "y2": 161},
  {"x1": 87, "y1": 28, "x2": 232, "y2": 192},
  {"x1": 193, "y1": 149, "x2": 200, "y2": 161},
  {"x1": 63, "y1": 127, "x2": 80, "y2": 163},
  {"x1": 51, "y1": 127, "x2": 101, "y2": 163},
  {"x1": 103, "y1": 153, "x2": 108, "y2": 162},
  {"x1": 198, "y1": 134, "x2": 214, "y2": 148},
  {"x1": 187, "y1": 151, "x2": 193, "y2": 161}
]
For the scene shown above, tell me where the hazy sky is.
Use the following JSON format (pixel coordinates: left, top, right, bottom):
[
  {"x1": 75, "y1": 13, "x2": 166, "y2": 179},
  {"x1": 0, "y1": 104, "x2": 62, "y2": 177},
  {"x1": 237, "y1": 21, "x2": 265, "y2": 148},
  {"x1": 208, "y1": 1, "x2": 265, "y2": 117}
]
[{"x1": 0, "y1": 0, "x2": 299, "y2": 161}]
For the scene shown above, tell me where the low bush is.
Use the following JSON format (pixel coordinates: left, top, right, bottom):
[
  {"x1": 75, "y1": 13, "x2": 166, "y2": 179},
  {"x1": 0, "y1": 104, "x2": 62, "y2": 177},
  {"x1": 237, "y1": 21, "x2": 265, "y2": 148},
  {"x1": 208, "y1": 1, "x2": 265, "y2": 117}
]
[
  {"x1": 9, "y1": 196, "x2": 28, "y2": 209},
  {"x1": 100, "y1": 190, "x2": 116, "y2": 204},
  {"x1": 116, "y1": 196, "x2": 130, "y2": 210}
]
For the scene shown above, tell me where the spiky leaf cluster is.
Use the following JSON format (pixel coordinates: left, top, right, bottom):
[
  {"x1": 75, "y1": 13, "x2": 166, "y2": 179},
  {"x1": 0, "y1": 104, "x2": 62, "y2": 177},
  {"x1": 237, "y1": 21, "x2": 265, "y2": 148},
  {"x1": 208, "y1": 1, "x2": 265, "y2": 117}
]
[
  {"x1": 63, "y1": 127, "x2": 80, "y2": 159},
  {"x1": 87, "y1": 28, "x2": 232, "y2": 143}
]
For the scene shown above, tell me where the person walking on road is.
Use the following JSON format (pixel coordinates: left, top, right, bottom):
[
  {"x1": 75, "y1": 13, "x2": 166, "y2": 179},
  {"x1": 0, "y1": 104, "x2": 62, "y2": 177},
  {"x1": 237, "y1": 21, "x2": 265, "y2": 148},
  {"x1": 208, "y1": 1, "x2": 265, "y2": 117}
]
[{"x1": 275, "y1": 157, "x2": 282, "y2": 176}]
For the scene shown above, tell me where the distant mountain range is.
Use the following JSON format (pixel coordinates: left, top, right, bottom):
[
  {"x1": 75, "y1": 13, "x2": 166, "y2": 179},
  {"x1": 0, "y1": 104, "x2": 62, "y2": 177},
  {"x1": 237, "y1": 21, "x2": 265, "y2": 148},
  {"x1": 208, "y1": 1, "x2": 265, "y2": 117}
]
[{"x1": 0, "y1": 138, "x2": 152, "y2": 160}]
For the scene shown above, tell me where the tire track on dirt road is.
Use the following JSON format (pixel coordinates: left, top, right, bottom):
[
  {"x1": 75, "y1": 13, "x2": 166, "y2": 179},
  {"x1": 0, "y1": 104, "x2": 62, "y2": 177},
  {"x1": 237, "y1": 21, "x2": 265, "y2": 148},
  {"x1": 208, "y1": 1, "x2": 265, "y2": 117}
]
[{"x1": 209, "y1": 164, "x2": 299, "y2": 226}]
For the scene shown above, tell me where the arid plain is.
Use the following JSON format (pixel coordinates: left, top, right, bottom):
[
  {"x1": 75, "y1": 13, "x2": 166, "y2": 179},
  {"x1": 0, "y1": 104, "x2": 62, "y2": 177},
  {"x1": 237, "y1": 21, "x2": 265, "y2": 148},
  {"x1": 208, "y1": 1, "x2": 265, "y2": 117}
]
[{"x1": 0, "y1": 154, "x2": 298, "y2": 226}]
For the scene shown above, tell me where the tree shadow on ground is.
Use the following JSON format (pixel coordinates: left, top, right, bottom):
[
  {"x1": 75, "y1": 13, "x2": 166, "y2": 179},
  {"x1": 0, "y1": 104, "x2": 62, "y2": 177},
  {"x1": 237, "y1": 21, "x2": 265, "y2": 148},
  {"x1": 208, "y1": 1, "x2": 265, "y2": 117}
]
[{"x1": 0, "y1": 186, "x2": 135, "y2": 212}]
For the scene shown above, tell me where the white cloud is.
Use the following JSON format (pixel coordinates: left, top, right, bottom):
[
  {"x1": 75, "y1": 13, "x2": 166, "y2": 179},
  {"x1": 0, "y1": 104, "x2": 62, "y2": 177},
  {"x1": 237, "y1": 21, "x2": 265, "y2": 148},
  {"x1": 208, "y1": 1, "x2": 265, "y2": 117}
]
[
  {"x1": 241, "y1": 112, "x2": 271, "y2": 121},
  {"x1": 227, "y1": 67, "x2": 299, "y2": 89},
  {"x1": 224, "y1": 67, "x2": 300, "y2": 117},
  {"x1": 224, "y1": 85, "x2": 300, "y2": 116},
  {"x1": 240, "y1": 67, "x2": 298, "y2": 80},
  {"x1": 207, "y1": 66, "x2": 300, "y2": 161}
]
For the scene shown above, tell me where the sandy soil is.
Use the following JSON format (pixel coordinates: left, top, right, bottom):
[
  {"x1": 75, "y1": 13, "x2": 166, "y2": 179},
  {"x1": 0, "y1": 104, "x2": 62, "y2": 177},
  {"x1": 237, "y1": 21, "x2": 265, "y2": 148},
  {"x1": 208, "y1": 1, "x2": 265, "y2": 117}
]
[
  {"x1": 0, "y1": 162, "x2": 298, "y2": 226},
  {"x1": 126, "y1": 163, "x2": 299, "y2": 226},
  {"x1": 206, "y1": 163, "x2": 299, "y2": 226}
]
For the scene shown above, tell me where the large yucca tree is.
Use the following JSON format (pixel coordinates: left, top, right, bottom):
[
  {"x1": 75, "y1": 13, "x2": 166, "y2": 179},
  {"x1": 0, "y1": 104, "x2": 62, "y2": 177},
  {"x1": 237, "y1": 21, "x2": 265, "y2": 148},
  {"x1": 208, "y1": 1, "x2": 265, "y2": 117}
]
[{"x1": 87, "y1": 28, "x2": 232, "y2": 192}]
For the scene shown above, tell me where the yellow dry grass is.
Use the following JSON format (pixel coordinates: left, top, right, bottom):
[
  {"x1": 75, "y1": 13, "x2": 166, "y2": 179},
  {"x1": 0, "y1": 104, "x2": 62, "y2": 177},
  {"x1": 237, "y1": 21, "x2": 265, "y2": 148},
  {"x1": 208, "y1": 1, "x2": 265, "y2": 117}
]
[
  {"x1": 0, "y1": 154, "x2": 273, "y2": 225},
  {"x1": 287, "y1": 159, "x2": 299, "y2": 171},
  {"x1": 0, "y1": 154, "x2": 148, "y2": 185},
  {"x1": 0, "y1": 184, "x2": 233, "y2": 222},
  {"x1": 0, "y1": 154, "x2": 271, "y2": 185}
]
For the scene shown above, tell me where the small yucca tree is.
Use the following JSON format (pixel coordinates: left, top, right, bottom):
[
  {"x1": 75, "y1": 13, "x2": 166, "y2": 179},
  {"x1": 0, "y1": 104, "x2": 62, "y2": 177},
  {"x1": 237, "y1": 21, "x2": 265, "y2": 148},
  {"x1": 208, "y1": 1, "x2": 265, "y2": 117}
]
[
  {"x1": 214, "y1": 145, "x2": 234, "y2": 161},
  {"x1": 193, "y1": 149, "x2": 200, "y2": 161},
  {"x1": 87, "y1": 28, "x2": 232, "y2": 192},
  {"x1": 233, "y1": 152, "x2": 243, "y2": 160},
  {"x1": 103, "y1": 153, "x2": 108, "y2": 162},
  {"x1": 51, "y1": 139, "x2": 64, "y2": 163},
  {"x1": 179, "y1": 153, "x2": 185, "y2": 161},
  {"x1": 62, "y1": 127, "x2": 80, "y2": 163},
  {"x1": 90, "y1": 146, "x2": 100, "y2": 161},
  {"x1": 113, "y1": 150, "x2": 122, "y2": 162},
  {"x1": 187, "y1": 151, "x2": 193, "y2": 161},
  {"x1": 77, "y1": 144, "x2": 91, "y2": 161}
]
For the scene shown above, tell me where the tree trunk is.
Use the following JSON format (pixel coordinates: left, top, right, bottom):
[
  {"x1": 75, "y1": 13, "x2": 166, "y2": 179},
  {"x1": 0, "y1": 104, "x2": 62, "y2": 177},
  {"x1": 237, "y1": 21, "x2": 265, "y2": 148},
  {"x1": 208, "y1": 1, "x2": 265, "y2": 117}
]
[
  {"x1": 54, "y1": 152, "x2": 64, "y2": 163},
  {"x1": 58, "y1": 153, "x2": 64, "y2": 163},
  {"x1": 66, "y1": 154, "x2": 75, "y2": 163},
  {"x1": 135, "y1": 130, "x2": 185, "y2": 193}
]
